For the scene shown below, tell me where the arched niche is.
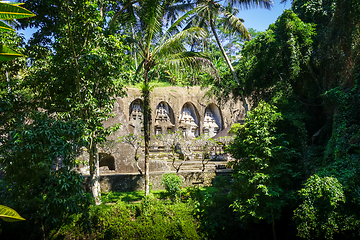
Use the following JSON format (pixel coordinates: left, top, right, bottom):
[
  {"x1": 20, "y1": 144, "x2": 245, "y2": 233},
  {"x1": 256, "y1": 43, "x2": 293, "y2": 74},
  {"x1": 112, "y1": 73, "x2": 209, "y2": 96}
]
[
  {"x1": 203, "y1": 103, "x2": 223, "y2": 137},
  {"x1": 99, "y1": 154, "x2": 115, "y2": 171},
  {"x1": 154, "y1": 101, "x2": 175, "y2": 135},
  {"x1": 178, "y1": 102, "x2": 200, "y2": 138},
  {"x1": 129, "y1": 99, "x2": 144, "y2": 135}
]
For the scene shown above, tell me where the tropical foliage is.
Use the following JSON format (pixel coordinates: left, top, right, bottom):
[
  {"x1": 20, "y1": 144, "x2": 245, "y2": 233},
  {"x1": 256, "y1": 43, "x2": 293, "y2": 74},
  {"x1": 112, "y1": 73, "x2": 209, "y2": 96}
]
[
  {"x1": 0, "y1": 1, "x2": 34, "y2": 61},
  {"x1": 1, "y1": 0, "x2": 360, "y2": 239},
  {"x1": 161, "y1": 173, "x2": 183, "y2": 201},
  {"x1": 174, "y1": 0, "x2": 273, "y2": 114},
  {"x1": 125, "y1": 0, "x2": 218, "y2": 195}
]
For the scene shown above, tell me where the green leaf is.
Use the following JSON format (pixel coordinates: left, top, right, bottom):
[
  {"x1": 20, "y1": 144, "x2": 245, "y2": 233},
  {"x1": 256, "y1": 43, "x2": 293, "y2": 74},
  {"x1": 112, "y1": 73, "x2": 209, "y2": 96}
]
[
  {"x1": 0, "y1": 2, "x2": 35, "y2": 21},
  {"x1": 0, "y1": 20, "x2": 13, "y2": 31},
  {"x1": 0, "y1": 44, "x2": 22, "y2": 61},
  {"x1": 0, "y1": 205, "x2": 25, "y2": 222}
]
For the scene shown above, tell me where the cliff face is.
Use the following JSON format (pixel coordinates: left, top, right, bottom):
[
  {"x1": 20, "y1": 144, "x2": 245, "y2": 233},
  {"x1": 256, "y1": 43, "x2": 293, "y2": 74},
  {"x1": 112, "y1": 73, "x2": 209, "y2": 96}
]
[{"x1": 79, "y1": 86, "x2": 245, "y2": 174}]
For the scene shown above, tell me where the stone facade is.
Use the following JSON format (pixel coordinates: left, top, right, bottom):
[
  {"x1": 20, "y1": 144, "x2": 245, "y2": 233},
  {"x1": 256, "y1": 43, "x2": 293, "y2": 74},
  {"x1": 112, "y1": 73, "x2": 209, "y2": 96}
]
[
  {"x1": 78, "y1": 86, "x2": 245, "y2": 175},
  {"x1": 83, "y1": 171, "x2": 217, "y2": 193}
]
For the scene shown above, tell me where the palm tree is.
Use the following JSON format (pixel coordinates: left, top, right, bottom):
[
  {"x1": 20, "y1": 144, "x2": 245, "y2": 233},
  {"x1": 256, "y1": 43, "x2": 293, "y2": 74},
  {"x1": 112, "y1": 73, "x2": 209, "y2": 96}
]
[
  {"x1": 127, "y1": 0, "x2": 218, "y2": 195},
  {"x1": 217, "y1": 3, "x2": 240, "y2": 59},
  {"x1": 174, "y1": 0, "x2": 273, "y2": 114}
]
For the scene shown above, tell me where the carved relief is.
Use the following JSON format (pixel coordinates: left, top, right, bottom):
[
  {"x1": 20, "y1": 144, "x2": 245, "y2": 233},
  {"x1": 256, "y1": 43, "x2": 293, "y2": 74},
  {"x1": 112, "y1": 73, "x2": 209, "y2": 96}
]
[
  {"x1": 129, "y1": 99, "x2": 143, "y2": 135},
  {"x1": 154, "y1": 102, "x2": 175, "y2": 135},
  {"x1": 203, "y1": 104, "x2": 222, "y2": 137},
  {"x1": 179, "y1": 103, "x2": 199, "y2": 138}
]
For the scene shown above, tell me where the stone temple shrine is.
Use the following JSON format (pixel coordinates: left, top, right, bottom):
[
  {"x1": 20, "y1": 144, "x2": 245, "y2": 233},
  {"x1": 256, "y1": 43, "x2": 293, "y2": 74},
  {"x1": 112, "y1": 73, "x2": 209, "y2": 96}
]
[{"x1": 79, "y1": 86, "x2": 245, "y2": 178}]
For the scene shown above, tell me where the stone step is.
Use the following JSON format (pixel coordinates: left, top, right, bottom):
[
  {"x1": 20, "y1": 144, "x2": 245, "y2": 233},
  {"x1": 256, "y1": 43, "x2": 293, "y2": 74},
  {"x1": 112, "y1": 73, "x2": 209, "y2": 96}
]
[
  {"x1": 165, "y1": 160, "x2": 228, "y2": 164},
  {"x1": 179, "y1": 165, "x2": 215, "y2": 171},
  {"x1": 215, "y1": 168, "x2": 233, "y2": 178},
  {"x1": 149, "y1": 153, "x2": 230, "y2": 161},
  {"x1": 168, "y1": 163, "x2": 216, "y2": 171}
]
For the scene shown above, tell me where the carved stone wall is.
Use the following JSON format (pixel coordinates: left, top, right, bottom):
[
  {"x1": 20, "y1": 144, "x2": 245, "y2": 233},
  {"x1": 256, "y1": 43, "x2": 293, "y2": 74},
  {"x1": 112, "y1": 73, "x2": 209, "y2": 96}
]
[{"x1": 82, "y1": 86, "x2": 245, "y2": 174}]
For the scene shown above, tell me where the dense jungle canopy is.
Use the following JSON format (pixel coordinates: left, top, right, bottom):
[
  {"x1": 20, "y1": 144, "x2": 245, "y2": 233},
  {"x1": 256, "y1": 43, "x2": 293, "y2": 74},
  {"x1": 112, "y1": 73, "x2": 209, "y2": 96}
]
[{"x1": 0, "y1": 0, "x2": 360, "y2": 239}]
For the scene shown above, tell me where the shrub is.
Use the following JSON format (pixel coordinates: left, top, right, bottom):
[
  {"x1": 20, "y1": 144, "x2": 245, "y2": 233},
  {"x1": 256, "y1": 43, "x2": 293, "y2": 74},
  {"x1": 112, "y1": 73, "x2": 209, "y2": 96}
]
[
  {"x1": 161, "y1": 173, "x2": 183, "y2": 201},
  {"x1": 53, "y1": 199, "x2": 201, "y2": 240}
]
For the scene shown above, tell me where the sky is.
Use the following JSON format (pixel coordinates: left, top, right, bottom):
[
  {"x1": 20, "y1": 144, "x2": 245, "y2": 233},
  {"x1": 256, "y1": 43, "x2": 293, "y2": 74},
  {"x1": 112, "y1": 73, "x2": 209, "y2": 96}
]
[
  {"x1": 239, "y1": 0, "x2": 291, "y2": 32},
  {"x1": 16, "y1": 0, "x2": 291, "y2": 41}
]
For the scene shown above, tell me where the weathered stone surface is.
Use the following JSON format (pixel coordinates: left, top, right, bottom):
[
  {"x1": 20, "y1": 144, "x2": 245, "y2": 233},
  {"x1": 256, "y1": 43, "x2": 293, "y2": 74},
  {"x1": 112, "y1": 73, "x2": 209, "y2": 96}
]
[
  {"x1": 79, "y1": 86, "x2": 244, "y2": 174},
  {"x1": 83, "y1": 171, "x2": 217, "y2": 193}
]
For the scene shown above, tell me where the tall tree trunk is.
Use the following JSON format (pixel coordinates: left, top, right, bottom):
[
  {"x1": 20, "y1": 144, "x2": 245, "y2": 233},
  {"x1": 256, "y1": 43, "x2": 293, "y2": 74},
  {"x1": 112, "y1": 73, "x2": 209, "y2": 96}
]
[
  {"x1": 210, "y1": 20, "x2": 249, "y2": 116},
  {"x1": 6, "y1": 71, "x2": 11, "y2": 94},
  {"x1": 89, "y1": 139, "x2": 101, "y2": 205},
  {"x1": 131, "y1": 24, "x2": 138, "y2": 68},
  {"x1": 143, "y1": 68, "x2": 151, "y2": 196},
  {"x1": 271, "y1": 209, "x2": 277, "y2": 240}
]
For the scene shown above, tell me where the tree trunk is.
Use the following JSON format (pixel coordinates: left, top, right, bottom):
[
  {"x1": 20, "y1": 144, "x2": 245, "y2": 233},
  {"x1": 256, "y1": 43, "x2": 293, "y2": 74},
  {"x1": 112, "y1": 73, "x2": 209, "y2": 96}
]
[
  {"x1": 271, "y1": 209, "x2": 277, "y2": 240},
  {"x1": 143, "y1": 68, "x2": 151, "y2": 196},
  {"x1": 89, "y1": 142, "x2": 101, "y2": 205},
  {"x1": 210, "y1": 20, "x2": 249, "y2": 116},
  {"x1": 6, "y1": 71, "x2": 11, "y2": 94},
  {"x1": 131, "y1": 24, "x2": 138, "y2": 68},
  {"x1": 136, "y1": 161, "x2": 143, "y2": 175}
]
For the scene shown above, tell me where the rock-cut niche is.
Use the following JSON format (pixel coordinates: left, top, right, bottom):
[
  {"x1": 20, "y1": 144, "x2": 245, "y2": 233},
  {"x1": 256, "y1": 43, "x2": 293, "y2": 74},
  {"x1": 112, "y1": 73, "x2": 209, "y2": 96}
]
[
  {"x1": 203, "y1": 103, "x2": 222, "y2": 137},
  {"x1": 99, "y1": 153, "x2": 116, "y2": 171},
  {"x1": 129, "y1": 99, "x2": 143, "y2": 135},
  {"x1": 178, "y1": 102, "x2": 200, "y2": 138},
  {"x1": 154, "y1": 101, "x2": 175, "y2": 135}
]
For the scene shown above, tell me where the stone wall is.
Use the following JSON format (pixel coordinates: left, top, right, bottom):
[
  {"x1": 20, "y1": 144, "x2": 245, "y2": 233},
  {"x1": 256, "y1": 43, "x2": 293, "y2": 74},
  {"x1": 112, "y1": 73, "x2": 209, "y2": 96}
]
[
  {"x1": 83, "y1": 171, "x2": 217, "y2": 193},
  {"x1": 78, "y1": 86, "x2": 244, "y2": 174}
]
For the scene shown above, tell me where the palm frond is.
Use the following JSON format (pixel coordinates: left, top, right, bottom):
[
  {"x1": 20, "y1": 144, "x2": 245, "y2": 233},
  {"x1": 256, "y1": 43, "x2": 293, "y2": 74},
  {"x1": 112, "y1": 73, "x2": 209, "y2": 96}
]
[
  {"x1": 221, "y1": 8, "x2": 250, "y2": 40},
  {"x1": 135, "y1": 59, "x2": 144, "y2": 76},
  {"x1": 140, "y1": 1, "x2": 163, "y2": 55},
  {"x1": 162, "y1": 52, "x2": 219, "y2": 80},
  {"x1": 154, "y1": 27, "x2": 207, "y2": 59},
  {"x1": 108, "y1": 0, "x2": 137, "y2": 27},
  {"x1": 227, "y1": 0, "x2": 273, "y2": 10},
  {"x1": 196, "y1": 16, "x2": 209, "y2": 30},
  {"x1": 167, "y1": 6, "x2": 198, "y2": 33},
  {"x1": 163, "y1": 2, "x2": 195, "y2": 27},
  {"x1": 125, "y1": 35, "x2": 145, "y2": 57},
  {"x1": 164, "y1": 2, "x2": 195, "y2": 13}
]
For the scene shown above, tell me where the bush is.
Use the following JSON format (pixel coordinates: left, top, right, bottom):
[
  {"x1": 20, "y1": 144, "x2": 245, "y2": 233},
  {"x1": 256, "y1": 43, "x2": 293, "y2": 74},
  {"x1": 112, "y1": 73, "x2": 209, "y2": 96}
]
[
  {"x1": 161, "y1": 173, "x2": 183, "y2": 201},
  {"x1": 184, "y1": 185, "x2": 242, "y2": 239},
  {"x1": 53, "y1": 199, "x2": 201, "y2": 240}
]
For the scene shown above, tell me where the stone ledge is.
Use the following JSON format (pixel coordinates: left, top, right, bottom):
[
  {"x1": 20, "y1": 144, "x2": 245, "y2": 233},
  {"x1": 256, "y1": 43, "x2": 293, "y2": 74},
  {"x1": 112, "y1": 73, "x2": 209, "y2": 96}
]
[{"x1": 83, "y1": 170, "x2": 220, "y2": 193}]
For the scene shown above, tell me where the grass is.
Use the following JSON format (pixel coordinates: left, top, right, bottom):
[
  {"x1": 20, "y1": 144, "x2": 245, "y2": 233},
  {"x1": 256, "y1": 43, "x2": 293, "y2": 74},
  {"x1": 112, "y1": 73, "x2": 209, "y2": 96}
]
[
  {"x1": 101, "y1": 189, "x2": 166, "y2": 203},
  {"x1": 127, "y1": 80, "x2": 201, "y2": 88},
  {"x1": 101, "y1": 186, "x2": 219, "y2": 204},
  {"x1": 131, "y1": 80, "x2": 175, "y2": 88}
]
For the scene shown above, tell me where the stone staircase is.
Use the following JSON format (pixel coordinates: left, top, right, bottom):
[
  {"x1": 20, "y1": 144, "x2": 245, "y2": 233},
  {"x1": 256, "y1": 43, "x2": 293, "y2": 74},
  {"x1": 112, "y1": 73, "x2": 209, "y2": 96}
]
[
  {"x1": 150, "y1": 151, "x2": 233, "y2": 179},
  {"x1": 166, "y1": 160, "x2": 218, "y2": 171},
  {"x1": 215, "y1": 168, "x2": 233, "y2": 179}
]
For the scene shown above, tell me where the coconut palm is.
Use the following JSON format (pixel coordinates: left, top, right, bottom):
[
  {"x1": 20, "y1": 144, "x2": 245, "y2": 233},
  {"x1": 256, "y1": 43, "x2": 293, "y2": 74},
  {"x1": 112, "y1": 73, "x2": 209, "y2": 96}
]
[
  {"x1": 127, "y1": 0, "x2": 218, "y2": 195},
  {"x1": 174, "y1": 0, "x2": 273, "y2": 114}
]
